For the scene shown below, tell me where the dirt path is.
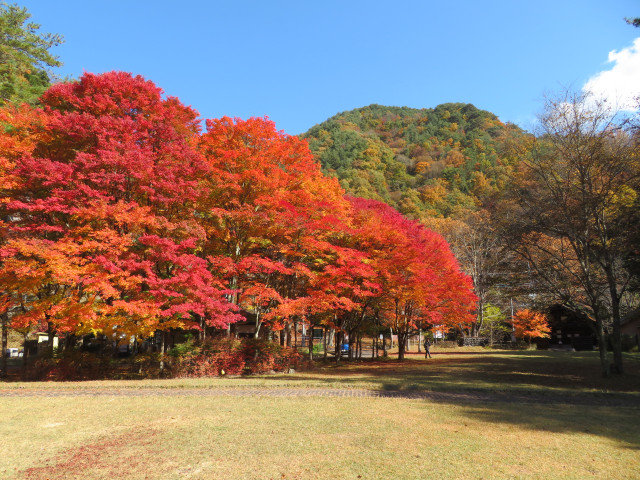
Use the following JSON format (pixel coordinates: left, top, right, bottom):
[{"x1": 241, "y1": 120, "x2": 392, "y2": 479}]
[{"x1": 2, "y1": 386, "x2": 639, "y2": 406}]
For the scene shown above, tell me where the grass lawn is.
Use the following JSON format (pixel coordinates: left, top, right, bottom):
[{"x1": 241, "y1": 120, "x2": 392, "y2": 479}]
[{"x1": 1, "y1": 350, "x2": 639, "y2": 480}]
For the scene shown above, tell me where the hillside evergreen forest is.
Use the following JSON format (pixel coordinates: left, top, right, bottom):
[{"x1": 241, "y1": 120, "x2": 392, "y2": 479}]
[{"x1": 302, "y1": 103, "x2": 526, "y2": 220}]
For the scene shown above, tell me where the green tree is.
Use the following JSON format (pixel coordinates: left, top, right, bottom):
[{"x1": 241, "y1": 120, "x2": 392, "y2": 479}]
[
  {"x1": 625, "y1": 17, "x2": 640, "y2": 28},
  {"x1": 478, "y1": 304, "x2": 510, "y2": 345},
  {"x1": 0, "y1": 2, "x2": 63, "y2": 105}
]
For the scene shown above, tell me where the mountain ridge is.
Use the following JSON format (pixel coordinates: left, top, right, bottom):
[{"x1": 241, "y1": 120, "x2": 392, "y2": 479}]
[{"x1": 301, "y1": 102, "x2": 530, "y2": 220}]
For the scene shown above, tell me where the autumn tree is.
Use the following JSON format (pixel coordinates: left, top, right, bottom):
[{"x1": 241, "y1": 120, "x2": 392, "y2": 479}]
[
  {"x1": 0, "y1": 102, "x2": 47, "y2": 372},
  {"x1": 349, "y1": 197, "x2": 476, "y2": 360},
  {"x1": 199, "y1": 116, "x2": 355, "y2": 341},
  {"x1": 0, "y1": 72, "x2": 239, "y2": 351},
  {"x1": 442, "y1": 210, "x2": 513, "y2": 337},
  {"x1": 511, "y1": 309, "x2": 551, "y2": 347},
  {"x1": 503, "y1": 91, "x2": 640, "y2": 376}
]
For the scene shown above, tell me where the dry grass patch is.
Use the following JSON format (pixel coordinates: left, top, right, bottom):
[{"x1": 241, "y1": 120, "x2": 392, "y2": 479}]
[
  {"x1": 2, "y1": 350, "x2": 639, "y2": 479},
  {"x1": 1, "y1": 395, "x2": 639, "y2": 480}
]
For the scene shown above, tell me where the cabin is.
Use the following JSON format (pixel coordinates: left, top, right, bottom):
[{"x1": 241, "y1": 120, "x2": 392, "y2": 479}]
[
  {"x1": 547, "y1": 305, "x2": 595, "y2": 351},
  {"x1": 621, "y1": 309, "x2": 640, "y2": 348}
]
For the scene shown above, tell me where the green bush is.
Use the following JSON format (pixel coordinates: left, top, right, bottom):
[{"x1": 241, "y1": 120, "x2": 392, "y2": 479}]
[{"x1": 168, "y1": 337, "x2": 199, "y2": 358}]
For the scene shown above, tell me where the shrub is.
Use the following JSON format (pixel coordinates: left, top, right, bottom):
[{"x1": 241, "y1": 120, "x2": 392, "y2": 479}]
[
  {"x1": 28, "y1": 351, "x2": 114, "y2": 381},
  {"x1": 20, "y1": 338, "x2": 306, "y2": 380},
  {"x1": 242, "y1": 339, "x2": 304, "y2": 374},
  {"x1": 169, "y1": 338, "x2": 304, "y2": 377},
  {"x1": 621, "y1": 334, "x2": 639, "y2": 353},
  {"x1": 170, "y1": 337, "x2": 245, "y2": 377},
  {"x1": 129, "y1": 352, "x2": 163, "y2": 378}
]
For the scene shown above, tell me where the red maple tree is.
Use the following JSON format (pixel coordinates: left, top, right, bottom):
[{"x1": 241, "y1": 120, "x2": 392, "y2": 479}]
[
  {"x1": 348, "y1": 197, "x2": 476, "y2": 360},
  {"x1": 1, "y1": 72, "x2": 239, "y2": 346}
]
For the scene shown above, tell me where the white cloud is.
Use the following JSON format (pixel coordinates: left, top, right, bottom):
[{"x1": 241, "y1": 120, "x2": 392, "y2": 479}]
[{"x1": 583, "y1": 37, "x2": 640, "y2": 111}]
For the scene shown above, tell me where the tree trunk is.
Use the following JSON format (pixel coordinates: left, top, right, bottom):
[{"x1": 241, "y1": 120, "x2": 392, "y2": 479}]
[
  {"x1": 323, "y1": 328, "x2": 327, "y2": 361},
  {"x1": 608, "y1": 283, "x2": 624, "y2": 374},
  {"x1": 308, "y1": 328, "x2": 314, "y2": 362},
  {"x1": 64, "y1": 334, "x2": 75, "y2": 354},
  {"x1": 595, "y1": 315, "x2": 610, "y2": 378},
  {"x1": 46, "y1": 319, "x2": 56, "y2": 357},
  {"x1": 397, "y1": 330, "x2": 407, "y2": 361},
  {"x1": 489, "y1": 322, "x2": 494, "y2": 346},
  {"x1": 254, "y1": 310, "x2": 262, "y2": 339},
  {"x1": 474, "y1": 298, "x2": 485, "y2": 337},
  {"x1": 598, "y1": 260, "x2": 623, "y2": 374},
  {"x1": 227, "y1": 267, "x2": 239, "y2": 338},
  {"x1": 22, "y1": 332, "x2": 28, "y2": 376},
  {"x1": 1, "y1": 312, "x2": 7, "y2": 378},
  {"x1": 197, "y1": 314, "x2": 205, "y2": 342},
  {"x1": 159, "y1": 330, "x2": 168, "y2": 374}
]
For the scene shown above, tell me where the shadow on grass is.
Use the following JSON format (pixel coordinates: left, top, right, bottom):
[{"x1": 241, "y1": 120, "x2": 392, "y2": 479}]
[
  {"x1": 256, "y1": 351, "x2": 640, "y2": 448},
  {"x1": 264, "y1": 351, "x2": 640, "y2": 394},
  {"x1": 452, "y1": 397, "x2": 640, "y2": 450}
]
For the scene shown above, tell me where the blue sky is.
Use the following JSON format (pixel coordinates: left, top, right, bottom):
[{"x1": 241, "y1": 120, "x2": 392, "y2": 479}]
[{"x1": 19, "y1": 0, "x2": 640, "y2": 134}]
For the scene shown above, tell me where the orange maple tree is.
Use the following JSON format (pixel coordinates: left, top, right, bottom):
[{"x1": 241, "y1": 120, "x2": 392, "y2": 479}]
[
  {"x1": 199, "y1": 116, "x2": 357, "y2": 339},
  {"x1": 511, "y1": 309, "x2": 551, "y2": 346}
]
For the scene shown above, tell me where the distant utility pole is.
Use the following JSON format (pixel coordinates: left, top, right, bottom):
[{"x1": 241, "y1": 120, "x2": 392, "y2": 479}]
[{"x1": 510, "y1": 298, "x2": 516, "y2": 343}]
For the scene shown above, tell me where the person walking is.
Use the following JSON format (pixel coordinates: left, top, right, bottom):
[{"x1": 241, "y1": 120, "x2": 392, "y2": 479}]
[{"x1": 423, "y1": 338, "x2": 431, "y2": 359}]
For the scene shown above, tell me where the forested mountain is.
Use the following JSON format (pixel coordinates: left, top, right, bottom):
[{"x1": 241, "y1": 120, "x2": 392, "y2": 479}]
[{"x1": 302, "y1": 103, "x2": 530, "y2": 220}]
